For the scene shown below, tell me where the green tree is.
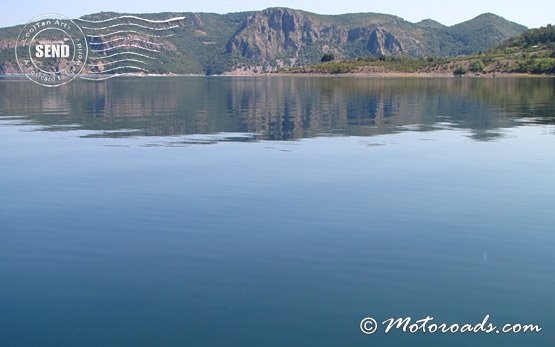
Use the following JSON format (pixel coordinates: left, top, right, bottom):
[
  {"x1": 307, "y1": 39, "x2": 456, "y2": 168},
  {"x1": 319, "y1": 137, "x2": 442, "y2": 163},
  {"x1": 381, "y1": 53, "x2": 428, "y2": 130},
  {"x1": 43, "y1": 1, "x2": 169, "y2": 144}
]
[
  {"x1": 469, "y1": 60, "x2": 485, "y2": 72},
  {"x1": 453, "y1": 65, "x2": 467, "y2": 76},
  {"x1": 321, "y1": 53, "x2": 335, "y2": 62}
]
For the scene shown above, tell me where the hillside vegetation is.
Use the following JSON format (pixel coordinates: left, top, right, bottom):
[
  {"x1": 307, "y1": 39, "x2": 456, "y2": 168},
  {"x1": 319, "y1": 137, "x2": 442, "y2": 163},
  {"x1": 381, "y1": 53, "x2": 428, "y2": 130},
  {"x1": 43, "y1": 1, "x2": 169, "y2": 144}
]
[{"x1": 282, "y1": 25, "x2": 555, "y2": 75}]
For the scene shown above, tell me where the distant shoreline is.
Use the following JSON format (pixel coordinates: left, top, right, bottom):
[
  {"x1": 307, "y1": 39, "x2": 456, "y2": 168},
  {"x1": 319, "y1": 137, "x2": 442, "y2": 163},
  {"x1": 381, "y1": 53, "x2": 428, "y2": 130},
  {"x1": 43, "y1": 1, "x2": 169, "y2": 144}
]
[
  {"x1": 252, "y1": 71, "x2": 554, "y2": 78},
  {"x1": 0, "y1": 72, "x2": 553, "y2": 79}
]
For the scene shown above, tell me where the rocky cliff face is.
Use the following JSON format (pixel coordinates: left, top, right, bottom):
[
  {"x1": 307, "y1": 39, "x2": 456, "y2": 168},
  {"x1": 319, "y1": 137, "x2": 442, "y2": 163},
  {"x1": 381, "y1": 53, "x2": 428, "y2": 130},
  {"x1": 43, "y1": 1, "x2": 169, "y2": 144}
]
[
  {"x1": 225, "y1": 8, "x2": 416, "y2": 63},
  {"x1": 226, "y1": 9, "x2": 344, "y2": 60},
  {"x1": 349, "y1": 26, "x2": 405, "y2": 55},
  {"x1": 223, "y1": 8, "x2": 526, "y2": 68}
]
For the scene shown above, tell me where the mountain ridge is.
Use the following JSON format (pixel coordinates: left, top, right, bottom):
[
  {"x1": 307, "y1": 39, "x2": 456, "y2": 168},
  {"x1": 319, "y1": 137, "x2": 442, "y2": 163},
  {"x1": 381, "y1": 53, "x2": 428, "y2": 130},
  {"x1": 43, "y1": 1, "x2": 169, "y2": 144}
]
[{"x1": 0, "y1": 8, "x2": 528, "y2": 75}]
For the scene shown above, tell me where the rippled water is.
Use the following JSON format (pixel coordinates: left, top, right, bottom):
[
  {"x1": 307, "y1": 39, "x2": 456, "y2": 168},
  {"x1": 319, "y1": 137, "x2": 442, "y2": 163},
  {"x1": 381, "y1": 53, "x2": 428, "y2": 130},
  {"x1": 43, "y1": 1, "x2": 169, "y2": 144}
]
[{"x1": 1, "y1": 77, "x2": 554, "y2": 346}]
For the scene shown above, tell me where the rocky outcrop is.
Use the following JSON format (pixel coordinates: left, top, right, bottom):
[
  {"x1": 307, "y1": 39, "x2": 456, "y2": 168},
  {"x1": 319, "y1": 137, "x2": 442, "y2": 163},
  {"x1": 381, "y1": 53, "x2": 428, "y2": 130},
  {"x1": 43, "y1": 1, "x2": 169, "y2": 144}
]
[
  {"x1": 226, "y1": 8, "x2": 342, "y2": 60},
  {"x1": 225, "y1": 8, "x2": 514, "y2": 67},
  {"x1": 226, "y1": 8, "x2": 410, "y2": 62},
  {"x1": 0, "y1": 61, "x2": 18, "y2": 74},
  {"x1": 347, "y1": 26, "x2": 405, "y2": 55},
  {"x1": 0, "y1": 39, "x2": 17, "y2": 50}
]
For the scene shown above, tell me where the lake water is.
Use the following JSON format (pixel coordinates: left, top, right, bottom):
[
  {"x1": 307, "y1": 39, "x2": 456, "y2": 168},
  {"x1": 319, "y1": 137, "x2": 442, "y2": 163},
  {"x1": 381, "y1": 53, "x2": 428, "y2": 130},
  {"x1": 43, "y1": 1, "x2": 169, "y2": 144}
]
[{"x1": 0, "y1": 77, "x2": 554, "y2": 346}]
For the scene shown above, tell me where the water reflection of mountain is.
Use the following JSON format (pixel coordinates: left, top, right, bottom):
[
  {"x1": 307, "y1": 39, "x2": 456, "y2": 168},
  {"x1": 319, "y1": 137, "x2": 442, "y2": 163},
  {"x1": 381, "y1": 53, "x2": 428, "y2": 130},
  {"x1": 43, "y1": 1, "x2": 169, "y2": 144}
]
[{"x1": 0, "y1": 77, "x2": 553, "y2": 141}]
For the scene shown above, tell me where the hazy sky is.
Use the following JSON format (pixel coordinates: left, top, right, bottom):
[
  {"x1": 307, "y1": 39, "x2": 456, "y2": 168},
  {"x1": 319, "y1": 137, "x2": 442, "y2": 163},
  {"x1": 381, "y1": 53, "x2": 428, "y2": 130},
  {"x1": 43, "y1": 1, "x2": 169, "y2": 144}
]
[{"x1": 1, "y1": 0, "x2": 553, "y2": 28}]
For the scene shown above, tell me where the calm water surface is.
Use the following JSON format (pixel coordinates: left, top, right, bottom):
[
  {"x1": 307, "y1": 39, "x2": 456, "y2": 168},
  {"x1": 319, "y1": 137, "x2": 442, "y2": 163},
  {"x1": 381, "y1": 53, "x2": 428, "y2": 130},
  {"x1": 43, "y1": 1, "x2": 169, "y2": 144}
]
[{"x1": 1, "y1": 77, "x2": 554, "y2": 346}]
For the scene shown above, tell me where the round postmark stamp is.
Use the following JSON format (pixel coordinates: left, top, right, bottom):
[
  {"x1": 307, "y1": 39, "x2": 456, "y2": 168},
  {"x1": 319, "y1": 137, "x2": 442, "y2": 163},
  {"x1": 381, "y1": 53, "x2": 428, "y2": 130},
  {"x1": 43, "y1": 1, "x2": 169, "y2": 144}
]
[{"x1": 16, "y1": 14, "x2": 88, "y2": 87}]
